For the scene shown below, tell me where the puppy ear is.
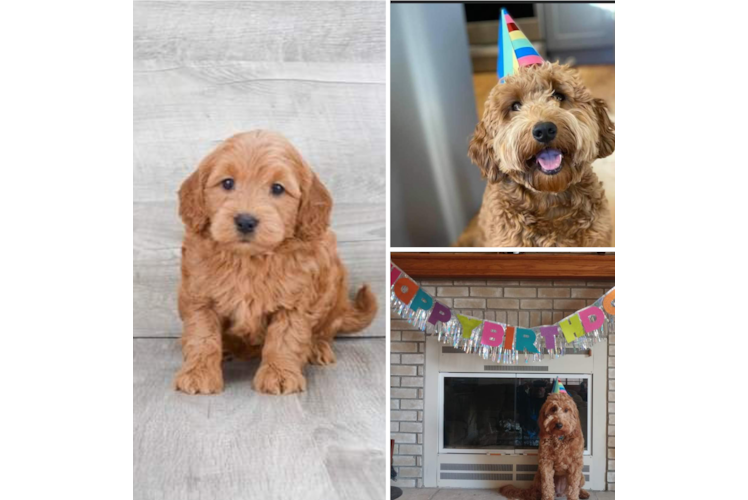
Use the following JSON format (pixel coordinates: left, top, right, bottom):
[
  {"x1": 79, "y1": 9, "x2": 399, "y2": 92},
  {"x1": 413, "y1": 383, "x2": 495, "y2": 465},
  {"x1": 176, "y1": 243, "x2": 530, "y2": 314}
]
[
  {"x1": 178, "y1": 166, "x2": 209, "y2": 234},
  {"x1": 468, "y1": 121, "x2": 503, "y2": 182},
  {"x1": 569, "y1": 400, "x2": 583, "y2": 439},
  {"x1": 295, "y1": 171, "x2": 332, "y2": 241},
  {"x1": 593, "y1": 98, "x2": 615, "y2": 158},
  {"x1": 537, "y1": 403, "x2": 549, "y2": 438}
]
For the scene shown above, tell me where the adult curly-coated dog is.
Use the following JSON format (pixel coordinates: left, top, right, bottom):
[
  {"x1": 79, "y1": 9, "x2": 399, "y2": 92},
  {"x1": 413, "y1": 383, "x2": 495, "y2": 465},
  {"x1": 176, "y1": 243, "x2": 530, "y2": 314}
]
[
  {"x1": 458, "y1": 62, "x2": 614, "y2": 247},
  {"x1": 174, "y1": 130, "x2": 377, "y2": 395},
  {"x1": 500, "y1": 393, "x2": 589, "y2": 500}
]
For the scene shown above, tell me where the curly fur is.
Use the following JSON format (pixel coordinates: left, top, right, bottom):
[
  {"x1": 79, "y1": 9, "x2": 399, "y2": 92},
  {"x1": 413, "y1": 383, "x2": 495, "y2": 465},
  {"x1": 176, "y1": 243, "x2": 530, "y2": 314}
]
[
  {"x1": 462, "y1": 62, "x2": 614, "y2": 247},
  {"x1": 499, "y1": 394, "x2": 589, "y2": 500},
  {"x1": 174, "y1": 130, "x2": 377, "y2": 395}
]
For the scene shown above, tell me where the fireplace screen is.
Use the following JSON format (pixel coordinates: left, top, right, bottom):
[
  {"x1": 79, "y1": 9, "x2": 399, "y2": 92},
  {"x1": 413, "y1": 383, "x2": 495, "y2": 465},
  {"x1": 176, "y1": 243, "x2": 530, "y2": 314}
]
[{"x1": 442, "y1": 375, "x2": 590, "y2": 452}]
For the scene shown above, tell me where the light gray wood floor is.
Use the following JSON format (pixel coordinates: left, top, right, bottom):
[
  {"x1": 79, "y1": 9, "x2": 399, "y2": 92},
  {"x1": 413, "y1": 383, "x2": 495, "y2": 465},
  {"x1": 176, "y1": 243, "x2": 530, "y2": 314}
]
[{"x1": 134, "y1": 338, "x2": 385, "y2": 500}]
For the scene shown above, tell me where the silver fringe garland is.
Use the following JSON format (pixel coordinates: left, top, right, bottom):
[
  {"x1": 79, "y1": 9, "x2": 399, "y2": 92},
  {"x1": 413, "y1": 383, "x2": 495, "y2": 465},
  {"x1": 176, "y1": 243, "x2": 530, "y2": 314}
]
[{"x1": 390, "y1": 267, "x2": 614, "y2": 366}]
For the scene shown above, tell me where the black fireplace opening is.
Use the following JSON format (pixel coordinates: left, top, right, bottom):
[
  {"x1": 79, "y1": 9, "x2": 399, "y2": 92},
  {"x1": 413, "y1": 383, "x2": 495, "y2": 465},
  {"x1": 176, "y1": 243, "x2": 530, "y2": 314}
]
[{"x1": 443, "y1": 376, "x2": 589, "y2": 451}]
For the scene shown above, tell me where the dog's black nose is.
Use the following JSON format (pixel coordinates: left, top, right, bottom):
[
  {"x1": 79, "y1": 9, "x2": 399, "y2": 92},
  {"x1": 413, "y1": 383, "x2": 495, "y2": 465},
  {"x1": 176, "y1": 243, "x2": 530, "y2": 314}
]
[
  {"x1": 234, "y1": 214, "x2": 259, "y2": 235},
  {"x1": 556, "y1": 422, "x2": 563, "y2": 429},
  {"x1": 532, "y1": 122, "x2": 557, "y2": 144}
]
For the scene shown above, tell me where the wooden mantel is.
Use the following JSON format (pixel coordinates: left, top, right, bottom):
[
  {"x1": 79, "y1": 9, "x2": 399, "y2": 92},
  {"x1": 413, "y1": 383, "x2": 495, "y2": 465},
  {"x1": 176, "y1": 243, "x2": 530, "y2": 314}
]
[{"x1": 390, "y1": 253, "x2": 614, "y2": 280}]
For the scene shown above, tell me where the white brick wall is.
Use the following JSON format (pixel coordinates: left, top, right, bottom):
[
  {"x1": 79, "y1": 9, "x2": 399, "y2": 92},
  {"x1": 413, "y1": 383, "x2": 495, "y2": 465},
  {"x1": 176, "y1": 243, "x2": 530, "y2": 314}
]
[
  {"x1": 390, "y1": 315, "x2": 426, "y2": 488},
  {"x1": 390, "y1": 278, "x2": 615, "y2": 490}
]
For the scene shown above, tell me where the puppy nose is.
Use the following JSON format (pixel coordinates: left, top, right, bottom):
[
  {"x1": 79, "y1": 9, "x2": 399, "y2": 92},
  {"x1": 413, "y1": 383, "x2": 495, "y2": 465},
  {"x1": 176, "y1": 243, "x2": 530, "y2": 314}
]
[
  {"x1": 555, "y1": 422, "x2": 563, "y2": 429},
  {"x1": 234, "y1": 214, "x2": 259, "y2": 235},
  {"x1": 532, "y1": 122, "x2": 557, "y2": 143}
]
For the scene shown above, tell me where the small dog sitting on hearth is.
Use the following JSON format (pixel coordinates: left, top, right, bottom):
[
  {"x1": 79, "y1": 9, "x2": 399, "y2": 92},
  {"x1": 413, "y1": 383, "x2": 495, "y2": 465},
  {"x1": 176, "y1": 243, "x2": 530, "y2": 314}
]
[
  {"x1": 499, "y1": 384, "x2": 590, "y2": 500},
  {"x1": 457, "y1": 62, "x2": 614, "y2": 247},
  {"x1": 175, "y1": 130, "x2": 377, "y2": 395}
]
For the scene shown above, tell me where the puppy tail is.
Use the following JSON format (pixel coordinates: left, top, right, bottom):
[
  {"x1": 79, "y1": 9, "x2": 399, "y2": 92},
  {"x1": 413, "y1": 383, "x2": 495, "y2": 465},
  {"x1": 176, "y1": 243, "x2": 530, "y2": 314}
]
[
  {"x1": 498, "y1": 485, "x2": 536, "y2": 500},
  {"x1": 337, "y1": 284, "x2": 378, "y2": 334}
]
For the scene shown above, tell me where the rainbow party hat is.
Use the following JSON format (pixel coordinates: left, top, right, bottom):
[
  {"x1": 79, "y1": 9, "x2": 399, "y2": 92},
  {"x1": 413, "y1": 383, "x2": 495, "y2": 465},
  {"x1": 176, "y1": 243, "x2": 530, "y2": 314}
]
[
  {"x1": 551, "y1": 378, "x2": 568, "y2": 395},
  {"x1": 498, "y1": 8, "x2": 544, "y2": 82}
]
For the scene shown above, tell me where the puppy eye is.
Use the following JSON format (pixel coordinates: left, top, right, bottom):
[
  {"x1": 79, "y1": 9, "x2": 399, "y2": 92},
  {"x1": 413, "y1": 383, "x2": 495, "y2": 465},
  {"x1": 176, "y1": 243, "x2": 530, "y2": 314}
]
[
  {"x1": 553, "y1": 91, "x2": 566, "y2": 102},
  {"x1": 564, "y1": 408, "x2": 569, "y2": 413},
  {"x1": 550, "y1": 407, "x2": 557, "y2": 413},
  {"x1": 511, "y1": 102, "x2": 522, "y2": 112},
  {"x1": 271, "y1": 183, "x2": 285, "y2": 196},
  {"x1": 221, "y1": 178, "x2": 235, "y2": 191}
]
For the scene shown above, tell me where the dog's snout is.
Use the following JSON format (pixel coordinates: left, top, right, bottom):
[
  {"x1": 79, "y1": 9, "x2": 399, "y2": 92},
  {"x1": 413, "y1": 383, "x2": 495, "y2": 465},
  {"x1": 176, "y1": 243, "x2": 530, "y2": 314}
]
[
  {"x1": 555, "y1": 422, "x2": 563, "y2": 430},
  {"x1": 532, "y1": 122, "x2": 557, "y2": 144},
  {"x1": 234, "y1": 214, "x2": 259, "y2": 235}
]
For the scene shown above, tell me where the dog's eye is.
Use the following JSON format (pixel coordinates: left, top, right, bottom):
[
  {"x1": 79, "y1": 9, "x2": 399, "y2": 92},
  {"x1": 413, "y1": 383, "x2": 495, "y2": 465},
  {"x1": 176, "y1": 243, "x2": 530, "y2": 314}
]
[
  {"x1": 221, "y1": 178, "x2": 235, "y2": 191},
  {"x1": 511, "y1": 102, "x2": 522, "y2": 112},
  {"x1": 553, "y1": 91, "x2": 566, "y2": 102},
  {"x1": 271, "y1": 183, "x2": 285, "y2": 196},
  {"x1": 550, "y1": 407, "x2": 557, "y2": 413},
  {"x1": 564, "y1": 408, "x2": 569, "y2": 413}
]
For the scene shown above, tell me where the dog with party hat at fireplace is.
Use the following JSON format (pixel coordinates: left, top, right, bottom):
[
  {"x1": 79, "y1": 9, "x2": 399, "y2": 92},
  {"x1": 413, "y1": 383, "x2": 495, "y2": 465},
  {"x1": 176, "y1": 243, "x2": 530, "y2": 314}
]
[
  {"x1": 457, "y1": 8, "x2": 614, "y2": 248},
  {"x1": 500, "y1": 379, "x2": 590, "y2": 500}
]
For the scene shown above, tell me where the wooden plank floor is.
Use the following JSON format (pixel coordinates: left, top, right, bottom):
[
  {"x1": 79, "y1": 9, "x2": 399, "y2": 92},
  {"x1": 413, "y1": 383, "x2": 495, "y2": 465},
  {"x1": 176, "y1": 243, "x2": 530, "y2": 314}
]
[{"x1": 134, "y1": 338, "x2": 385, "y2": 500}]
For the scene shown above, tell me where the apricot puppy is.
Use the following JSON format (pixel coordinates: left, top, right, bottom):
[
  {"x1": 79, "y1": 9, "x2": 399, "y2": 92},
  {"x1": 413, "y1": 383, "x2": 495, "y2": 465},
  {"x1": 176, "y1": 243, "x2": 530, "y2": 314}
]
[{"x1": 175, "y1": 130, "x2": 377, "y2": 395}]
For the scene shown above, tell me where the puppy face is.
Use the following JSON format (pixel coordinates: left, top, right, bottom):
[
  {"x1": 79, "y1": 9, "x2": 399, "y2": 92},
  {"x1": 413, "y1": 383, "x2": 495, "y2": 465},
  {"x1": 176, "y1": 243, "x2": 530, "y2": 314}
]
[
  {"x1": 179, "y1": 131, "x2": 332, "y2": 254},
  {"x1": 538, "y1": 393, "x2": 581, "y2": 439},
  {"x1": 469, "y1": 62, "x2": 614, "y2": 193}
]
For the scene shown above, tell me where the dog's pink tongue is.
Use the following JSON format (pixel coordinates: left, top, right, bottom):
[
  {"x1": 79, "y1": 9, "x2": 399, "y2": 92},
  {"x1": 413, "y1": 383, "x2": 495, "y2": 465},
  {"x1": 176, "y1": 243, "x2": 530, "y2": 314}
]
[{"x1": 537, "y1": 148, "x2": 562, "y2": 172}]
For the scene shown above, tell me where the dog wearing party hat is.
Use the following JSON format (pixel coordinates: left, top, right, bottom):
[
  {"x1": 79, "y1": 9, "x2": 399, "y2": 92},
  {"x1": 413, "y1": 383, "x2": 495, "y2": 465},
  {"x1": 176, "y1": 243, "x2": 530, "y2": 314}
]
[
  {"x1": 500, "y1": 379, "x2": 589, "y2": 500},
  {"x1": 458, "y1": 9, "x2": 613, "y2": 247}
]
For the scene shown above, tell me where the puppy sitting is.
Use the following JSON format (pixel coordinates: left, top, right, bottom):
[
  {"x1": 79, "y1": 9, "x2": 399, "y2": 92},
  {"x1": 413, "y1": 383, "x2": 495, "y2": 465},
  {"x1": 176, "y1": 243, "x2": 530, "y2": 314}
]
[
  {"x1": 499, "y1": 393, "x2": 589, "y2": 500},
  {"x1": 175, "y1": 131, "x2": 377, "y2": 395},
  {"x1": 461, "y1": 62, "x2": 614, "y2": 247}
]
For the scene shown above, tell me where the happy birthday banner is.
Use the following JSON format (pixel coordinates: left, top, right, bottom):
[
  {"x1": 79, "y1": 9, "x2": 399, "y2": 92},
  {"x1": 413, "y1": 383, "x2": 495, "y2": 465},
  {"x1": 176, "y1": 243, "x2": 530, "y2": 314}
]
[{"x1": 391, "y1": 263, "x2": 615, "y2": 364}]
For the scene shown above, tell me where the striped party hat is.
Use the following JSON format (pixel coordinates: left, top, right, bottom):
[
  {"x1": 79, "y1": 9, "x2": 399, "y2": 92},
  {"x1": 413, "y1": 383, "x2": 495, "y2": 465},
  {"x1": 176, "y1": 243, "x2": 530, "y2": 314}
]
[
  {"x1": 551, "y1": 378, "x2": 568, "y2": 395},
  {"x1": 498, "y1": 8, "x2": 544, "y2": 82}
]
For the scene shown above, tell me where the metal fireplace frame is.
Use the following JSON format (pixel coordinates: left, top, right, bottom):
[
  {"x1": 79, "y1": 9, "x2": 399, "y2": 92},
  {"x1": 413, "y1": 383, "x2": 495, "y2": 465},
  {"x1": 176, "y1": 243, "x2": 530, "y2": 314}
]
[
  {"x1": 423, "y1": 337, "x2": 608, "y2": 490},
  {"x1": 438, "y1": 372, "x2": 593, "y2": 455}
]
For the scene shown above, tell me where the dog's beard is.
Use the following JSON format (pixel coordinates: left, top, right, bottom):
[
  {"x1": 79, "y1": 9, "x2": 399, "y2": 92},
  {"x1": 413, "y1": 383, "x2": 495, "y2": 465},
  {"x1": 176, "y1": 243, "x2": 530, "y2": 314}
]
[
  {"x1": 226, "y1": 238, "x2": 280, "y2": 256},
  {"x1": 528, "y1": 155, "x2": 577, "y2": 193},
  {"x1": 500, "y1": 141, "x2": 580, "y2": 193}
]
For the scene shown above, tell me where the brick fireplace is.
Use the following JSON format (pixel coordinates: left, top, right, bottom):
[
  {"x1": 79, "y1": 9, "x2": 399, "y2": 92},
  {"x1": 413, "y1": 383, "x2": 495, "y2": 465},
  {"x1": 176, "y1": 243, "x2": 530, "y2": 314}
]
[{"x1": 391, "y1": 277, "x2": 615, "y2": 490}]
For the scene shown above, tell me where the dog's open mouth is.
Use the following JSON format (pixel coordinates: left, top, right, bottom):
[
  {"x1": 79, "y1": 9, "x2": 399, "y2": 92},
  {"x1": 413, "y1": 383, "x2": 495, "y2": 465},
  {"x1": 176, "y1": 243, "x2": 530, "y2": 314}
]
[{"x1": 531, "y1": 148, "x2": 564, "y2": 176}]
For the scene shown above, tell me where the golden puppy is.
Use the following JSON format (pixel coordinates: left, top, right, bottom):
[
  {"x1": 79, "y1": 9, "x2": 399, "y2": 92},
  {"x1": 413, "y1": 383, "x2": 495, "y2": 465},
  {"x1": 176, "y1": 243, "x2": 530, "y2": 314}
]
[
  {"x1": 499, "y1": 393, "x2": 589, "y2": 500},
  {"x1": 460, "y1": 62, "x2": 614, "y2": 247},
  {"x1": 175, "y1": 131, "x2": 377, "y2": 395}
]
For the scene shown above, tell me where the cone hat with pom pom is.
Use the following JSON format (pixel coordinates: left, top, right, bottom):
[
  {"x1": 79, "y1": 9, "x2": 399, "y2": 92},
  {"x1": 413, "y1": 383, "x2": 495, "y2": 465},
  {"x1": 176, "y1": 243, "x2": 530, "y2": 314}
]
[{"x1": 498, "y1": 8, "x2": 544, "y2": 82}]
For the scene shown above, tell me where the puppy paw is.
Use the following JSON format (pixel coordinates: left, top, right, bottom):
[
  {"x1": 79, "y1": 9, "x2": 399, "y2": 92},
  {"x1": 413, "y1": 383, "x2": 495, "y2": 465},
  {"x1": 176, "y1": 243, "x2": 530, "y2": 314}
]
[
  {"x1": 579, "y1": 490, "x2": 590, "y2": 500},
  {"x1": 253, "y1": 364, "x2": 306, "y2": 395},
  {"x1": 175, "y1": 366, "x2": 224, "y2": 395},
  {"x1": 310, "y1": 341, "x2": 336, "y2": 366}
]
